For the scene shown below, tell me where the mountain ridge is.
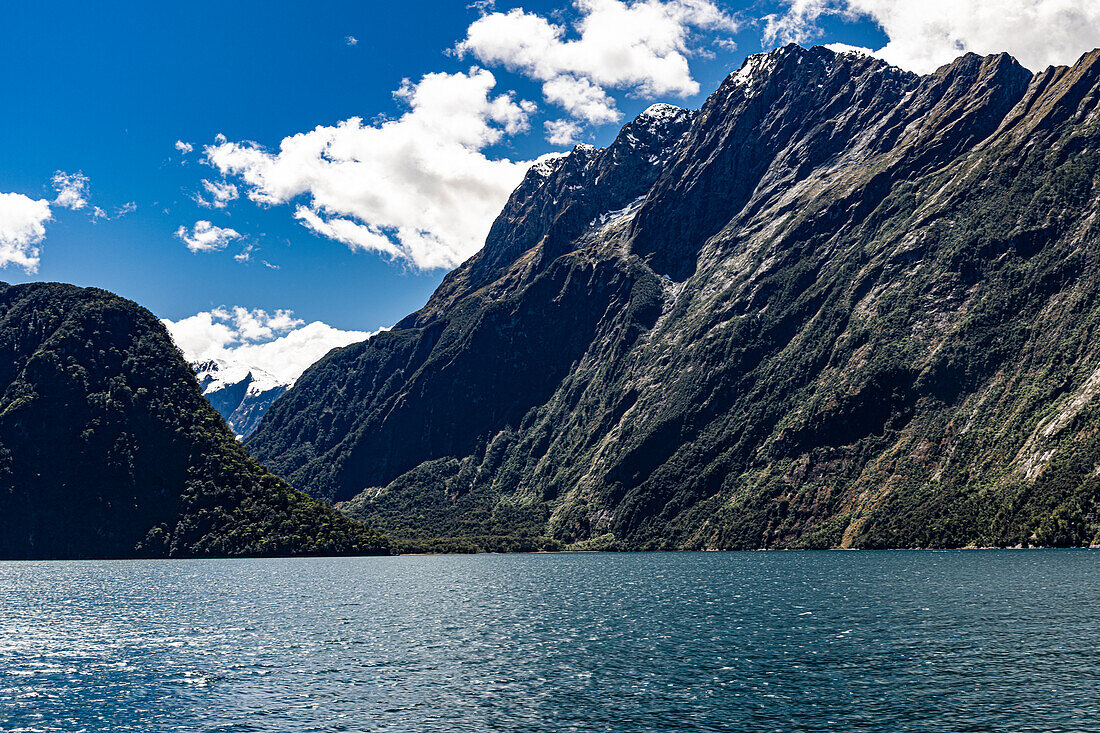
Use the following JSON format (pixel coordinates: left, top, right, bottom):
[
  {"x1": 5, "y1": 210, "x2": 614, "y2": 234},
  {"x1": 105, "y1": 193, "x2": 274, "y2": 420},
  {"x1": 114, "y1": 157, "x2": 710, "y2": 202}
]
[{"x1": 249, "y1": 44, "x2": 1100, "y2": 550}]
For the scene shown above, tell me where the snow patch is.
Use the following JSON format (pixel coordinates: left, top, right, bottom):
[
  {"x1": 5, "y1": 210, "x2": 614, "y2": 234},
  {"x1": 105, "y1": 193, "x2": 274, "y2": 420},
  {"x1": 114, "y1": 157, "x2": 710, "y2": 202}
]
[
  {"x1": 731, "y1": 52, "x2": 779, "y2": 94},
  {"x1": 194, "y1": 358, "x2": 288, "y2": 395},
  {"x1": 528, "y1": 153, "x2": 566, "y2": 178},
  {"x1": 636, "y1": 103, "x2": 686, "y2": 126},
  {"x1": 591, "y1": 194, "x2": 648, "y2": 230}
]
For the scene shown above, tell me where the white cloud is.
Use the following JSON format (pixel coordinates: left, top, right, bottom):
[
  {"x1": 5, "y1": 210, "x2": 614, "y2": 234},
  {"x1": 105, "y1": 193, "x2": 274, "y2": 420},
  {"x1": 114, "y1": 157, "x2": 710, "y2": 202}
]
[
  {"x1": 542, "y1": 75, "x2": 620, "y2": 123},
  {"x1": 824, "y1": 42, "x2": 875, "y2": 57},
  {"x1": 234, "y1": 242, "x2": 256, "y2": 262},
  {"x1": 346, "y1": 35, "x2": 359, "y2": 46},
  {"x1": 218, "y1": 306, "x2": 303, "y2": 341},
  {"x1": 456, "y1": 0, "x2": 738, "y2": 125},
  {"x1": 196, "y1": 179, "x2": 239, "y2": 208},
  {"x1": 765, "y1": 0, "x2": 1100, "y2": 74},
  {"x1": 762, "y1": 0, "x2": 838, "y2": 48},
  {"x1": 294, "y1": 206, "x2": 404, "y2": 261},
  {"x1": 205, "y1": 68, "x2": 538, "y2": 270},
  {"x1": 176, "y1": 220, "x2": 242, "y2": 252},
  {"x1": 175, "y1": 140, "x2": 194, "y2": 154},
  {"x1": 545, "y1": 118, "x2": 584, "y2": 146},
  {"x1": 163, "y1": 306, "x2": 379, "y2": 385},
  {"x1": 51, "y1": 171, "x2": 89, "y2": 210},
  {"x1": 93, "y1": 201, "x2": 138, "y2": 222},
  {"x1": 0, "y1": 192, "x2": 52, "y2": 272}
]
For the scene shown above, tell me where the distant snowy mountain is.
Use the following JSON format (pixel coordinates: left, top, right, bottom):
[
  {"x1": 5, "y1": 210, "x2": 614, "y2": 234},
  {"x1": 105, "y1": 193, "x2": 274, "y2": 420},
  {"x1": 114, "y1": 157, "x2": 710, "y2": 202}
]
[{"x1": 193, "y1": 359, "x2": 290, "y2": 438}]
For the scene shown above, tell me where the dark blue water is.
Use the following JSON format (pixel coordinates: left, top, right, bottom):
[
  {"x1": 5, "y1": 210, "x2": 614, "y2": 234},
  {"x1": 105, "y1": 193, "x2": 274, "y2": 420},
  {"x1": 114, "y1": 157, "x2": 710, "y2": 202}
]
[{"x1": 1, "y1": 551, "x2": 1098, "y2": 732}]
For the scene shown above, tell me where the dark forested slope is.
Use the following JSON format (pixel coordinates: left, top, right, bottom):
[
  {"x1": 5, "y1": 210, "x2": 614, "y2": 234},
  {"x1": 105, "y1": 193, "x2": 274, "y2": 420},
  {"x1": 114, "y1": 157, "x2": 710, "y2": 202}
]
[
  {"x1": 249, "y1": 45, "x2": 1100, "y2": 550},
  {"x1": 0, "y1": 282, "x2": 387, "y2": 559}
]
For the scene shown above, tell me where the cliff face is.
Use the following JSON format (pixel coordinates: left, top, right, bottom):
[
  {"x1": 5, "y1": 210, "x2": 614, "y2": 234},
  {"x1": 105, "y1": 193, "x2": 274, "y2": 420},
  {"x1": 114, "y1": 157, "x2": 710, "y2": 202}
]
[
  {"x1": 0, "y1": 282, "x2": 387, "y2": 559},
  {"x1": 249, "y1": 45, "x2": 1100, "y2": 550}
]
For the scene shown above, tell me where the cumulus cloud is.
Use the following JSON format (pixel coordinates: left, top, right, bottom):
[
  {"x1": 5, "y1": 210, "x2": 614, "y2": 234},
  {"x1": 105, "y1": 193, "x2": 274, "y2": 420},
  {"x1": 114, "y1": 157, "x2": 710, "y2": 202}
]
[
  {"x1": 51, "y1": 171, "x2": 89, "y2": 210},
  {"x1": 542, "y1": 75, "x2": 619, "y2": 124},
  {"x1": 765, "y1": 0, "x2": 1100, "y2": 74},
  {"x1": 176, "y1": 220, "x2": 242, "y2": 252},
  {"x1": 175, "y1": 140, "x2": 194, "y2": 154},
  {"x1": 163, "y1": 306, "x2": 379, "y2": 384},
  {"x1": 293, "y1": 206, "x2": 403, "y2": 260},
  {"x1": 456, "y1": 0, "x2": 738, "y2": 125},
  {"x1": 545, "y1": 118, "x2": 584, "y2": 146},
  {"x1": 205, "y1": 68, "x2": 538, "y2": 270},
  {"x1": 195, "y1": 179, "x2": 239, "y2": 208},
  {"x1": 0, "y1": 192, "x2": 52, "y2": 272}
]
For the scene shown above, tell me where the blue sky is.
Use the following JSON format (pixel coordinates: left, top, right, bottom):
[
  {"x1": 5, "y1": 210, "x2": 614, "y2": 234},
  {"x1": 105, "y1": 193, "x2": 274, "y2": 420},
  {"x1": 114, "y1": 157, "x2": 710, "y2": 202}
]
[
  {"x1": 0, "y1": 1, "x2": 885, "y2": 326},
  {"x1": 2, "y1": 0, "x2": 1096, "y2": 378}
]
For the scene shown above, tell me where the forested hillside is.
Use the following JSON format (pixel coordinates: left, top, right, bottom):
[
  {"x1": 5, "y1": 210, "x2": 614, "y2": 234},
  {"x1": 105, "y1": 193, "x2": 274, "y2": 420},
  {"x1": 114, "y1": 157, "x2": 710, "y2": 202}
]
[{"x1": 0, "y1": 282, "x2": 388, "y2": 559}]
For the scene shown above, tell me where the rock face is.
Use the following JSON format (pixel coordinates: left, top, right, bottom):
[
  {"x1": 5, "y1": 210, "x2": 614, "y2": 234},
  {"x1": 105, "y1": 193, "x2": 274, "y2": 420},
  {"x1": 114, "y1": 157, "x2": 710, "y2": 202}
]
[
  {"x1": 249, "y1": 45, "x2": 1100, "y2": 550},
  {"x1": 194, "y1": 360, "x2": 289, "y2": 439},
  {"x1": 0, "y1": 282, "x2": 388, "y2": 559}
]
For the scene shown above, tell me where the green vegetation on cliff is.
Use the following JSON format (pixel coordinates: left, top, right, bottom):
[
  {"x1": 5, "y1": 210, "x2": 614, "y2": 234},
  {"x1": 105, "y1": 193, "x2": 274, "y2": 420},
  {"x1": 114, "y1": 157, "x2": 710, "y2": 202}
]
[
  {"x1": 250, "y1": 46, "x2": 1100, "y2": 551},
  {"x1": 0, "y1": 282, "x2": 388, "y2": 559}
]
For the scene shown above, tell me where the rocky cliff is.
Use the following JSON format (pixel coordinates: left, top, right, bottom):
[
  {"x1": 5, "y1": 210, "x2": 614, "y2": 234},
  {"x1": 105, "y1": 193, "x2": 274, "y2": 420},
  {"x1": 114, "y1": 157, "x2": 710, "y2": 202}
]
[{"x1": 249, "y1": 45, "x2": 1100, "y2": 550}]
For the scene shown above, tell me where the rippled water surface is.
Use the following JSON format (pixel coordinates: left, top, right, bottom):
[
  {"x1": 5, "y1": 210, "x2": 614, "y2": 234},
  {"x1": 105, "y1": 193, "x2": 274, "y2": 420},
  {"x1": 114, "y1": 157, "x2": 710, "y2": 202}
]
[{"x1": 1, "y1": 551, "x2": 1098, "y2": 732}]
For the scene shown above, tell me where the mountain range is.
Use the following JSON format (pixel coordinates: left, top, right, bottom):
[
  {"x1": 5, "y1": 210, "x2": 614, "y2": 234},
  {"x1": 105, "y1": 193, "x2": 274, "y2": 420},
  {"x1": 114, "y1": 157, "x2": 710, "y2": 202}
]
[
  {"x1": 5, "y1": 44, "x2": 1100, "y2": 557},
  {"x1": 245, "y1": 44, "x2": 1100, "y2": 551}
]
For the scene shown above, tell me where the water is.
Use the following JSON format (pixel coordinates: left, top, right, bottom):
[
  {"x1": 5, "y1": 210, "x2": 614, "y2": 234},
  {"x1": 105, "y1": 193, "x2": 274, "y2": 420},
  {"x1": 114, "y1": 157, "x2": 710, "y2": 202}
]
[{"x1": 1, "y1": 551, "x2": 1097, "y2": 732}]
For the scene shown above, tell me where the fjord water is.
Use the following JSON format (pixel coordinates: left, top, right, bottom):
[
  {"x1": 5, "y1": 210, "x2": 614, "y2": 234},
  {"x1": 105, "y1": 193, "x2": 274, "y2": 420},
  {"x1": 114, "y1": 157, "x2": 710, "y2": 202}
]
[{"x1": 1, "y1": 552, "x2": 1097, "y2": 732}]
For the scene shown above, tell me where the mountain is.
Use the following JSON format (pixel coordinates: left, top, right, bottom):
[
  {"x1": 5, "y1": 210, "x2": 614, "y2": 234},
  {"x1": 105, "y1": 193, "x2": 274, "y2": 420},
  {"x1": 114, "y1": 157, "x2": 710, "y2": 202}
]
[
  {"x1": 249, "y1": 45, "x2": 1100, "y2": 551},
  {"x1": 194, "y1": 359, "x2": 289, "y2": 438},
  {"x1": 0, "y1": 282, "x2": 388, "y2": 559}
]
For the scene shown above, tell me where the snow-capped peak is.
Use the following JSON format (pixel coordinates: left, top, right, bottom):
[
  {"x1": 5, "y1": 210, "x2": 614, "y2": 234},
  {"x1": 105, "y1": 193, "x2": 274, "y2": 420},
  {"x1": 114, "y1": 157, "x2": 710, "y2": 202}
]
[
  {"x1": 636, "y1": 103, "x2": 687, "y2": 126},
  {"x1": 194, "y1": 358, "x2": 288, "y2": 396},
  {"x1": 731, "y1": 50, "x2": 782, "y2": 91},
  {"x1": 528, "y1": 153, "x2": 567, "y2": 179}
]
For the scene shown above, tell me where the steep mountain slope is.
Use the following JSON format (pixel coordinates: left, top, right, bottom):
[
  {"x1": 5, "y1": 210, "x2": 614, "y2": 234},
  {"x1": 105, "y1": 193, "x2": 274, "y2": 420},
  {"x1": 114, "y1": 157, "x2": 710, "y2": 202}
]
[
  {"x1": 250, "y1": 45, "x2": 1100, "y2": 550},
  {"x1": 195, "y1": 359, "x2": 289, "y2": 438},
  {"x1": 0, "y1": 282, "x2": 388, "y2": 559}
]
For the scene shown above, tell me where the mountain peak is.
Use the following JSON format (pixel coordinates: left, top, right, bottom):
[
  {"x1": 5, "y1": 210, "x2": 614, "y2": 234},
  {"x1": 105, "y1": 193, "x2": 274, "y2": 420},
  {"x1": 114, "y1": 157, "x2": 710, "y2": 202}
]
[
  {"x1": 250, "y1": 45, "x2": 1100, "y2": 550},
  {"x1": 193, "y1": 358, "x2": 290, "y2": 438},
  {"x1": 726, "y1": 43, "x2": 894, "y2": 93},
  {"x1": 636, "y1": 102, "x2": 689, "y2": 124}
]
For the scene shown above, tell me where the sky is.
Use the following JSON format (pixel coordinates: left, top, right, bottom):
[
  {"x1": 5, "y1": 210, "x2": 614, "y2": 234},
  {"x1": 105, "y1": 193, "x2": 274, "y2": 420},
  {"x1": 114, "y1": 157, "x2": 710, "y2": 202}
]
[{"x1": 2, "y1": 0, "x2": 1099, "y2": 380}]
